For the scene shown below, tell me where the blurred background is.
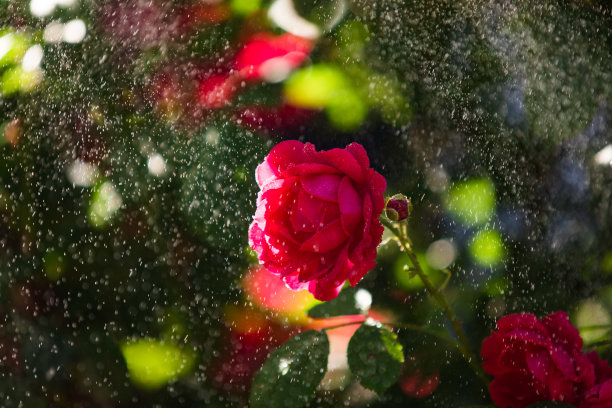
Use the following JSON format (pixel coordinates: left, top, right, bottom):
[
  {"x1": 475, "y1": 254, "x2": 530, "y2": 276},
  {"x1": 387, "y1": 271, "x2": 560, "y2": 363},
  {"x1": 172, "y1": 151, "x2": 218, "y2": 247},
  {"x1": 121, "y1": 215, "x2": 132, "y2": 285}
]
[{"x1": 0, "y1": 0, "x2": 611, "y2": 406}]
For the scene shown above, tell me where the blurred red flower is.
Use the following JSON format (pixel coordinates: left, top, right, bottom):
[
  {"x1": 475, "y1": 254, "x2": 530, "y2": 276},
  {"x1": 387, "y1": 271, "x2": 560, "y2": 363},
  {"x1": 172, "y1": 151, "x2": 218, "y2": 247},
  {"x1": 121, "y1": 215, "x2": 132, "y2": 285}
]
[
  {"x1": 234, "y1": 33, "x2": 313, "y2": 81},
  {"x1": 196, "y1": 73, "x2": 237, "y2": 109},
  {"x1": 399, "y1": 371, "x2": 440, "y2": 399},
  {"x1": 235, "y1": 103, "x2": 315, "y2": 134}
]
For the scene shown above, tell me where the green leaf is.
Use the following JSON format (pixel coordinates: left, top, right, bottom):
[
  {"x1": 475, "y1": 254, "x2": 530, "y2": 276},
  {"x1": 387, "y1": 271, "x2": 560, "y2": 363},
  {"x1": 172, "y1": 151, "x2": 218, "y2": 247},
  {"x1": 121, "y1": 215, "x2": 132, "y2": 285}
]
[
  {"x1": 527, "y1": 403, "x2": 575, "y2": 408},
  {"x1": 250, "y1": 330, "x2": 329, "y2": 408},
  {"x1": 347, "y1": 324, "x2": 404, "y2": 394},
  {"x1": 307, "y1": 287, "x2": 370, "y2": 319}
]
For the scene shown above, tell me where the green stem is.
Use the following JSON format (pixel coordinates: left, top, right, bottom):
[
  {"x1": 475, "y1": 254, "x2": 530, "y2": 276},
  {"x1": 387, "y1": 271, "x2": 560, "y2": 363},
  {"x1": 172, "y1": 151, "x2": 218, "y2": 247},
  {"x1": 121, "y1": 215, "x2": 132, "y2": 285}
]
[{"x1": 380, "y1": 216, "x2": 490, "y2": 387}]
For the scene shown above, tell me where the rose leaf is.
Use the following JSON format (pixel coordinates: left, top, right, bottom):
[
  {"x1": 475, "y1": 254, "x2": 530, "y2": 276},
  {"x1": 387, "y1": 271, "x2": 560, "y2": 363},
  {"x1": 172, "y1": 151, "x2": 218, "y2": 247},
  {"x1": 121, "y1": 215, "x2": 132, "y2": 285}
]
[
  {"x1": 347, "y1": 324, "x2": 404, "y2": 394},
  {"x1": 250, "y1": 330, "x2": 329, "y2": 408}
]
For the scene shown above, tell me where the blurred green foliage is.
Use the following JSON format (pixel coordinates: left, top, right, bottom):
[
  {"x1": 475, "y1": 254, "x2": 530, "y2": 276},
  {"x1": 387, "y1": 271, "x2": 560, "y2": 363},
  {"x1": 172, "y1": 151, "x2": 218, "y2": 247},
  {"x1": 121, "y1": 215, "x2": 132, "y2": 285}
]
[{"x1": 0, "y1": 0, "x2": 611, "y2": 407}]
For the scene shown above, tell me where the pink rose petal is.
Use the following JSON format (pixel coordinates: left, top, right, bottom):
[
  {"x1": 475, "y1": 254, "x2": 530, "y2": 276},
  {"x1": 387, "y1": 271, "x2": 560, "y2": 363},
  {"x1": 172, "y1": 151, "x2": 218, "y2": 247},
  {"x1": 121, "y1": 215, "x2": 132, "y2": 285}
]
[
  {"x1": 284, "y1": 163, "x2": 339, "y2": 177},
  {"x1": 308, "y1": 279, "x2": 344, "y2": 302},
  {"x1": 267, "y1": 140, "x2": 309, "y2": 175},
  {"x1": 338, "y1": 177, "x2": 362, "y2": 235},
  {"x1": 542, "y1": 311, "x2": 583, "y2": 352},
  {"x1": 301, "y1": 174, "x2": 342, "y2": 202},
  {"x1": 299, "y1": 219, "x2": 347, "y2": 253},
  {"x1": 321, "y1": 148, "x2": 364, "y2": 182},
  {"x1": 599, "y1": 379, "x2": 612, "y2": 399},
  {"x1": 527, "y1": 349, "x2": 550, "y2": 383},
  {"x1": 346, "y1": 142, "x2": 370, "y2": 169},
  {"x1": 256, "y1": 160, "x2": 277, "y2": 187}
]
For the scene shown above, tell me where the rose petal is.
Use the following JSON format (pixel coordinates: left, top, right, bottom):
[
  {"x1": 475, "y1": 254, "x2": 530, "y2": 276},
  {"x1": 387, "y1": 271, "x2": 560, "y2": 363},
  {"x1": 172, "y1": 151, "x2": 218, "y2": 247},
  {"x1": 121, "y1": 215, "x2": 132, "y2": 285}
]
[
  {"x1": 548, "y1": 371, "x2": 576, "y2": 404},
  {"x1": 267, "y1": 140, "x2": 308, "y2": 175},
  {"x1": 308, "y1": 279, "x2": 344, "y2": 302},
  {"x1": 284, "y1": 163, "x2": 340, "y2": 177},
  {"x1": 498, "y1": 344, "x2": 530, "y2": 372},
  {"x1": 248, "y1": 222, "x2": 266, "y2": 256},
  {"x1": 321, "y1": 148, "x2": 364, "y2": 182},
  {"x1": 282, "y1": 272, "x2": 310, "y2": 291},
  {"x1": 345, "y1": 142, "x2": 370, "y2": 169},
  {"x1": 489, "y1": 371, "x2": 548, "y2": 408},
  {"x1": 301, "y1": 174, "x2": 342, "y2": 202},
  {"x1": 338, "y1": 177, "x2": 362, "y2": 235},
  {"x1": 599, "y1": 379, "x2": 612, "y2": 399},
  {"x1": 499, "y1": 329, "x2": 551, "y2": 347},
  {"x1": 542, "y1": 311, "x2": 583, "y2": 352},
  {"x1": 368, "y1": 169, "x2": 387, "y2": 214},
  {"x1": 264, "y1": 219, "x2": 301, "y2": 246},
  {"x1": 482, "y1": 334, "x2": 506, "y2": 375},
  {"x1": 249, "y1": 222, "x2": 279, "y2": 266},
  {"x1": 527, "y1": 349, "x2": 550, "y2": 383},
  {"x1": 272, "y1": 253, "x2": 320, "y2": 278},
  {"x1": 349, "y1": 192, "x2": 373, "y2": 262},
  {"x1": 550, "y1": 346, "x2": 577, "y2": 380},
  {"x1": 497, "y1": 314, "x2": 547, "y2": 334},
  {"x1": 347, "y1": 258, "x2": 372, "y2": 286},
  {"x1": 327, "y1": 244, "x2": 351, "y2": 283},
  {"x1": 575, "y1": 351, "x2": 595, "y2": 390},
  {"x1": 297, "y1": 189, "x2": 327, "y2": 226},
  {"x1": 258, "y1": 182, "x2": 297, "y2": 221},
  {"x1": 299, "y1": 219, "x2": 347, "y2": 253},
  {"x1": 260, "y1": 175, "x2": 299, "y2": 195},
  {"x1": 297, "y1": 256, "x2": 329, "y2": 282},
  {"x1": 256, "y1": 160, "x2": 277, "y2": 187},
  {"x1": 290, "y1": 198, "x2": 315, "y2": 232},
  {"x1": 254, "y1": 201, "x2": 267, "y2": 230},
  {"x1": 587, "y1": 351, "x2": 612, "y2": 383}
]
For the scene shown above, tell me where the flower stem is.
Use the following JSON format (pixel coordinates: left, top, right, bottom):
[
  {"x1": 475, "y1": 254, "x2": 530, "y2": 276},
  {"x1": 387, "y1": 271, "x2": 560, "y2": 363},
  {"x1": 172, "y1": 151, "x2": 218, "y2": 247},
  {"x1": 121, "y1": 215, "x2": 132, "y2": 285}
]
[{"x1": 380, "y1": 216, "x2": 490, "y2": 387}]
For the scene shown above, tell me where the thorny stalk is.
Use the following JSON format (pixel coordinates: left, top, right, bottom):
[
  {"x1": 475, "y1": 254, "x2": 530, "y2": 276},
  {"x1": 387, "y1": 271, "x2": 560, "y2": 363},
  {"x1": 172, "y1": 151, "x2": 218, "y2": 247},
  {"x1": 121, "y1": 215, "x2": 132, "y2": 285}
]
[{"x1": 380, "y1": 215, "x2": 491, "y2": 387}]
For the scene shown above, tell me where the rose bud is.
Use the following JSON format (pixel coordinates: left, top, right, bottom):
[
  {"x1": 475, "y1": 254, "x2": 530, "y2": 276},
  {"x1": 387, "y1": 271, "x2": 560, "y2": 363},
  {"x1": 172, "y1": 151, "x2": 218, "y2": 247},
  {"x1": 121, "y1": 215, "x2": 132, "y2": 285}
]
[
  {"x1": 385, "y1": 194, "x2": 411, "y2": 221},
  {"x1": 249, "y1": 141, "x2": 386, "y2": 301}
]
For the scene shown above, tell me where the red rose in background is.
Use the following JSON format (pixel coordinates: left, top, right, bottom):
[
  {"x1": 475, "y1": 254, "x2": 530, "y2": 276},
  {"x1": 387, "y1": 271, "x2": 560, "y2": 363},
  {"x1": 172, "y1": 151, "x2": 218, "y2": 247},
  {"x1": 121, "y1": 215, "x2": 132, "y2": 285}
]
[
  {"x1": 481, "y1": 312, "x2": 601, "y2": 408},
  {"x1": 208, "y1": 306, "x2": 297, "y2": 391},
  {"x1": 248, "y1": 140, "x2": 386, "y2": 301},
  {"x1": 399, "y1": 371, "x2": 440, "y2": 399},
  {"x1": 235, "y1": 104, "x2": 315, "y2": 134},
  {"x1": 234, "y1": 33, "x2": 313, "y2": 81},
  {"x1": 196, "y1": 73, "x2": 237, "y2": 109}
]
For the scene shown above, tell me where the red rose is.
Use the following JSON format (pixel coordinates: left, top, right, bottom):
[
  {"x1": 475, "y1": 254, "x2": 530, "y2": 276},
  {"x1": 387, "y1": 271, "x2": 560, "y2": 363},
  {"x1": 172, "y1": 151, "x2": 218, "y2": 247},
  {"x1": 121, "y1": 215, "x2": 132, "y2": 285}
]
[
  {"x1": 234, "y1": 33, "x2": 313, "y2": 81},
  {"x1": 581, "y1": 379, "x2": 612, "y2": 408},
  {"x1": 196, "y1": 73, "x2": 237, "y2": 109},
  {"x1": 248, "y1": 140, "x2": 386, "y2": 301},
  {"x1": 481, "y1": 311, "x2": 596, "y2": 408}
]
